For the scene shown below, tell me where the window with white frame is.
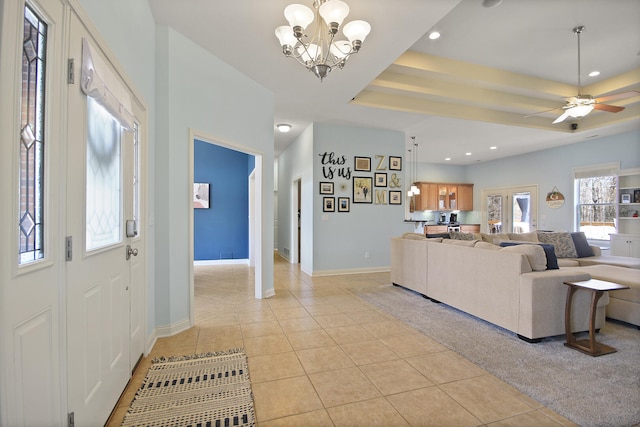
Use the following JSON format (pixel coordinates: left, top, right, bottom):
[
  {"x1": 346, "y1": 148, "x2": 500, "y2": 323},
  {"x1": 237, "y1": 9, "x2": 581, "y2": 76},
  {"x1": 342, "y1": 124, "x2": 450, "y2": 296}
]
[
  {"x1": 19, "y1": 5, "x2": 47, "y2": 264},
  {"x1": 574, "y1": 163, "x2": 619, "y2": 241}
]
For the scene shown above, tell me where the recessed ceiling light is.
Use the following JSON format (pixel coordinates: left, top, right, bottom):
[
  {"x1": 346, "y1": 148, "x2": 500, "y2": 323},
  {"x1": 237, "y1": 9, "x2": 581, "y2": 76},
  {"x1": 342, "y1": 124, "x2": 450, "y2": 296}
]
[
  {"x1": 445, "y1": 157, "x2": 451, "y2": 161},
  {"x1": 276, "y1": 123, "x2": 291, "y2": 133},
  {"x1": 428, "y1": 31, "x2": 441, "y2": 40},
  {"x1": 465, "y1": 152, "x2": 472, "y2": 156},
  {"x1": 490, "y1": 146, "x2": 497, "y2": 150},
  {"x1": 589, "y1": 71, "x2": 600, "y2": 77}
]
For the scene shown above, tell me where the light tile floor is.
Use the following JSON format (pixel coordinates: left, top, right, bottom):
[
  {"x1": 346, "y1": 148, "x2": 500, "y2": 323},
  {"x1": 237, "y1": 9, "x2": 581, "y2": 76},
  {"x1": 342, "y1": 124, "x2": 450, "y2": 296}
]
[{"x1": 107, "y1": 254, "x2": 577, "y2": 426}]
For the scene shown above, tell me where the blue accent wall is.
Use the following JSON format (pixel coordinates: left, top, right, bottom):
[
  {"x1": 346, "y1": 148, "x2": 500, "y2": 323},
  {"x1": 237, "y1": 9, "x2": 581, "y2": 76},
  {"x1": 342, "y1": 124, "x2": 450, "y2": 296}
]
[{"x1": 194, "y1": 140, "x2": 252, "y2": 260}]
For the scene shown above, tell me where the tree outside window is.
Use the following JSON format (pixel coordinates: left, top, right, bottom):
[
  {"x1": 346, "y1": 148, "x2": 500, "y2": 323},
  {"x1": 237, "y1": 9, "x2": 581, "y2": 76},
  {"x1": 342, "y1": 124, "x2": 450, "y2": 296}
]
[{"x1": 576, "y1": 176, "x2": 617, "y2": 240}]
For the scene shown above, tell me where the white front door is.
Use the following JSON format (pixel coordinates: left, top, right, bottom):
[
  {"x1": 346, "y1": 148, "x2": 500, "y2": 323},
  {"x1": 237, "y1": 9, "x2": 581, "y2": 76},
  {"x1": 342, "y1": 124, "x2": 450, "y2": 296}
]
[{"x1": 65, "y1": 12, "x2": 136, "y2": 425}]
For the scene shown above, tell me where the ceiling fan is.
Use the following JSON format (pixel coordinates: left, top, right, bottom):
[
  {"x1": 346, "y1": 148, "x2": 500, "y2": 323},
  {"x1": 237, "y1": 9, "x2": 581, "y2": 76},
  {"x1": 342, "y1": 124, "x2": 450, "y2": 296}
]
[{"x1": 530, "y1": 26, "x2": 639, "y2": 124}]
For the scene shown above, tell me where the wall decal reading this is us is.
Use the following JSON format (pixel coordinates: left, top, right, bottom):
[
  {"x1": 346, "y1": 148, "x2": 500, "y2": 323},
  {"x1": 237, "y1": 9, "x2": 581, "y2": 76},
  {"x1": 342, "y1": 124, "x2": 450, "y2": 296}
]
[{"x1": 318, "y1": 152, "x2": 352, "y2": 180}]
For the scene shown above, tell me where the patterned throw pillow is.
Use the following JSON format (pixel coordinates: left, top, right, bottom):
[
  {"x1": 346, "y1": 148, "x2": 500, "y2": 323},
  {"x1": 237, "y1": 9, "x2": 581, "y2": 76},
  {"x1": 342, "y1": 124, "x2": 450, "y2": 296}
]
[
  {"x1": 449, "y1": 231, "x2": 475, "y2": 241},
  {"x1": 536, "y1": 232, "x2": 578, "y2": 258}
]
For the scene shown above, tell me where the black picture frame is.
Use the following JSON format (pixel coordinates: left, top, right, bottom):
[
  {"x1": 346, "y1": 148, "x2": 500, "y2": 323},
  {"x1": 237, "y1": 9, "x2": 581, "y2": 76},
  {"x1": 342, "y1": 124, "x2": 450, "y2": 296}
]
[
  {"x1": 354, "y1": 156, "x2": 371, "y2": 172},
  {"x1": 374, "y1": 173, "x2": 387, "y2": 187},
  {"x1": 634, "y1": 189, "x2": 640, "y2": 203},
  {"x1": 338, "y1": 197, "x2": 350, "y2": 212},
  {"x1": 323, "y1": 197, "x2": 335, "y2": 212},
  {"x1": 389, "y1": 190, "x2": 402, "y2": 205},
  {"x1": 389, "y1": 156, "x2": 402, "y2": 171},
  {"x1": 353, "y1": 176, "x2": 373, "y2": 203},
  {"x1": 319, "y1": 181, "x2": 334, "y2": 195}
]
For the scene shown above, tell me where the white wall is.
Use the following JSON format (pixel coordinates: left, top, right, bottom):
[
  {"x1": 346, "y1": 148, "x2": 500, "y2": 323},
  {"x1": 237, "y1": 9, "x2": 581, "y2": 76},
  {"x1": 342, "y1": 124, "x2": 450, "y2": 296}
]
[{"x1": 277, "y1": 124, "x2": 315, "y2": 275}]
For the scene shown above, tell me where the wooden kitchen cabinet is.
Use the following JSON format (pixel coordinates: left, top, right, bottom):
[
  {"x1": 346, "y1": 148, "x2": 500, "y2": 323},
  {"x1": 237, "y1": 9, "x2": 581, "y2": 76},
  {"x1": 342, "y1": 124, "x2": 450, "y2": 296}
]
[
  {"x1": 424, "y1": 225, "x2": 448, "y2": 234},
  {"x1": 457, "y1": 184, "x2": 474, "y2": 210},
  {"x1": 460, "y1": 224, "x2": 480, "y2": 233},
  {"x1": 414, "y1": 183, "x2": 438, "y2": 211},
  {"x1": 414, "y1": 182, "x2": 474, "y2": 211}
]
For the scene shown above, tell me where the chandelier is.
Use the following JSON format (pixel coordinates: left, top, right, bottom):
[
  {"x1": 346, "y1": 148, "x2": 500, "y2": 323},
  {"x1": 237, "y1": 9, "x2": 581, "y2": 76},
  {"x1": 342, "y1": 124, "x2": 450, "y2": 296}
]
[{"x1": 274, "y1": 0, "x2": 371, "y2": 81}]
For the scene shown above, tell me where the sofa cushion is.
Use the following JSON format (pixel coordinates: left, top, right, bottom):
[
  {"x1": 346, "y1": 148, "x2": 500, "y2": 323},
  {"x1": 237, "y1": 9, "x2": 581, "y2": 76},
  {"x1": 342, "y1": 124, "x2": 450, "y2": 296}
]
[
  {"x1": 443, "y1": 239, "x2": 479, "y2": 247},
  {"x1": 557, "y1": 258, "x2": 580, "y2": 267},
  {"x1": 475, "y1": 241, "x2": 501, "y2": 251},
  {"x1": 500, "y1": 242, "x2": 559, "y2": 270},
  {"x1": 537, "y1": 232, "x2": 578, "y2": 258},
  {"x1": 570, "y1": 231, "x2": 595, "y2": 257},
  {"x1": 507, "y1": 232, "x2": 539, "y2": 242},
  {"x1": 402, "y1": 232, "x2": 427, "y2": 240},
  {"x1": 500, "y1": 244, "x2": 547, "y2": 271},
  {"x1": 449, "y1": 231, "x2": 475, "y2": 240},
  {"x1": 480, "y1": 233, "x2": 510, "y2": 244}
]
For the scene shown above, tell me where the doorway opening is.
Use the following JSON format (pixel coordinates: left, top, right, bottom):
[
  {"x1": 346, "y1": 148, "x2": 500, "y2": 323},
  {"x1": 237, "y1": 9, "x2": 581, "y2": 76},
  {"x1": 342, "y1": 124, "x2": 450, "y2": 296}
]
[{"x1": 188, "y1": 130, "x2": 265, "y2": 325}]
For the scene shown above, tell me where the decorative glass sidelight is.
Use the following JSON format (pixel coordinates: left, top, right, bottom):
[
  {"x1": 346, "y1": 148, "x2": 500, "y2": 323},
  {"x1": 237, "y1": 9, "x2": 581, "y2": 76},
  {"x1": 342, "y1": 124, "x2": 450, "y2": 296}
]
[
  {"x1": 487, "y1": 195, "x2": 502, "y2": 234},
  {"x1": 86, "y1": 97, "x2": 122, "y2": 250},
  {"x1": 19, "y1": 6, "x2": 47, "y2": 264}
]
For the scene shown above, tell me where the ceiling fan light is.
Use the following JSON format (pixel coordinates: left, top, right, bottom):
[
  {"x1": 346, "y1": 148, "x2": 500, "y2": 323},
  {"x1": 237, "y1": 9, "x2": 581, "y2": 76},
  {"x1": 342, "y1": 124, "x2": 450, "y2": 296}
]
[{"x1": 567, "y1": 104, "x2": 594, "y2": 118}]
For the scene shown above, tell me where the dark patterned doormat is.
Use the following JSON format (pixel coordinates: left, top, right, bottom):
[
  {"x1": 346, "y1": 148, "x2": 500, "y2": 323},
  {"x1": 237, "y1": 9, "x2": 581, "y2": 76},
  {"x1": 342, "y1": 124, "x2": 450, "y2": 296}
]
[{"x1": 121, "y1": 349, "x2": 255, "y2": 427}]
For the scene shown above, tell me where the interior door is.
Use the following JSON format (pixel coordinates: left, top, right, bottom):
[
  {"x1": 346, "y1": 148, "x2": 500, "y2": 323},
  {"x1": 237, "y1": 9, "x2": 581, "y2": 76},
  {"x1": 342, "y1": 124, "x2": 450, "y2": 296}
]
[
  {"x1": 482, "y1": 185, "x2": 538, "y2": 234},
  {"x1": 65, "y1": 13, "x2": 133, "y2": 425}
]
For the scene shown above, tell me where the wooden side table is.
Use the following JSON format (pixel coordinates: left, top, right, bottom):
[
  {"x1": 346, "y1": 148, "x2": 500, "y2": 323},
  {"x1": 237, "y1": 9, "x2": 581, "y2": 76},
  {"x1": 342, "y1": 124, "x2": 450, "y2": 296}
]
[{"x1": 563, "y1": 279, "x2": 629, "y2": 356}]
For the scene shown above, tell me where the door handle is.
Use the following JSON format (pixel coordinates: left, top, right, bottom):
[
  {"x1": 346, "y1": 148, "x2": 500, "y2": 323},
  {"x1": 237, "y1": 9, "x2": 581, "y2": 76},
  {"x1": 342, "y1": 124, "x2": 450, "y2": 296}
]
[{"x1": 126, "y1": 245, "x2": 138, "y2": 260}]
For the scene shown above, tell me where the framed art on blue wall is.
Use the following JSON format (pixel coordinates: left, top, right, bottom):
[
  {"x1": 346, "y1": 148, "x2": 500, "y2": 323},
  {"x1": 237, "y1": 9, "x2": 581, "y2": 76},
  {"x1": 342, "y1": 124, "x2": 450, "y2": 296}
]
[{"x1": 194, "y1": 183, "x2": 210, "y2": 208}]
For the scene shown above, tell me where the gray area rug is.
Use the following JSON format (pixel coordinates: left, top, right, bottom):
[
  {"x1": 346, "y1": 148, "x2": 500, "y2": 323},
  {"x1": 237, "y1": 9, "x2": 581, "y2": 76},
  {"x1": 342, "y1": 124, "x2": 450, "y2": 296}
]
[{"x1": 351, "y1": 284, "x2": 640, "y2": 427}]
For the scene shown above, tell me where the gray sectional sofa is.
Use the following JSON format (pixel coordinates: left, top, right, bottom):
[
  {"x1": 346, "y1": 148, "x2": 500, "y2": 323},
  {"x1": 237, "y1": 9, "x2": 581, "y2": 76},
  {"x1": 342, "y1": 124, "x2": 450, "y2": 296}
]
[{"x1": 390, "y1": 231, "x2": 640, "y2": 342}]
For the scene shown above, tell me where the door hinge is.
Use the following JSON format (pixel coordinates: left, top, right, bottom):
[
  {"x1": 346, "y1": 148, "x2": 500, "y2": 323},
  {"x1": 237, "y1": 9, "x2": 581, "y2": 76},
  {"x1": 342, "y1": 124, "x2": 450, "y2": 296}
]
[
  {"x1": 67, "y1": 58, "x2": 75, "y2": 84},
  {"x1": 65, "y1": 236, "x2": 73, "y2": 261},
  {"x1": 67, "y1": 412, "x2": 74, "y2": 427}
]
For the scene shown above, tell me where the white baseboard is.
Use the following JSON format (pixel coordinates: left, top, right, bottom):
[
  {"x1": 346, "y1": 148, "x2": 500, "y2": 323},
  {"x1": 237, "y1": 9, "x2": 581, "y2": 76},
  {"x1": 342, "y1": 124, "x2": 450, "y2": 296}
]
[{"x1": 194, "y1": 259, "x2": 249, "y2": 266}]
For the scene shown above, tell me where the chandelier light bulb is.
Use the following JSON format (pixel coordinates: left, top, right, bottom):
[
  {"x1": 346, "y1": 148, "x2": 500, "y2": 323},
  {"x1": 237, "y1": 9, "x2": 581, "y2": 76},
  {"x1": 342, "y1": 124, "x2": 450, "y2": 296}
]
[
  {"x1": 275, "y1": 26, "x2": 297, "y2": 52},
  {"x1": 343, "y1": 20, "x2": 371, "y2": 47},
  {"x1": 319, "y1": 0, "x2": 350, "y2": 34},
  {"x1": 297, "y1": 43, "x2": 321, "y2": 64},
  {"x1": 330, "y1": 40, "x2": 351, "y2": 60},
  {"x1": 284, "y1": 4, "x2": 314, "y2": 32}
]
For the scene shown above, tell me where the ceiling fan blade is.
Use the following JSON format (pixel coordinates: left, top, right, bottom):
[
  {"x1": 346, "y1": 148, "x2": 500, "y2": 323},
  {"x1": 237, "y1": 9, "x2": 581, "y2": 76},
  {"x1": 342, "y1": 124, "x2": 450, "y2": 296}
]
[
  {"x1": 593, "y1": 103, "x2": 625, "y2": 113},
  {"x1": 523, "y1": 106, "x2": 562, "y2": 118},
  {"x1": 552, "y1": 110, "x2": 571, "y2": 124},
  {"x1": 595, "y1": 90, "x2": 639, "y2": 103}
]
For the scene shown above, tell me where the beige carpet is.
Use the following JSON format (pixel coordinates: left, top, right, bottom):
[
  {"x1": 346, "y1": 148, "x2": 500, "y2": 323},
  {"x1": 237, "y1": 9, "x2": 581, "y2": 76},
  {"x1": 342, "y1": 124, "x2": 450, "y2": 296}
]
[
  {"x1": 121, "y1": 349, "x2": 255, "y2": 427},
  {"x1": 352, "y1": 283, "x2": 640, "y2": 427}
]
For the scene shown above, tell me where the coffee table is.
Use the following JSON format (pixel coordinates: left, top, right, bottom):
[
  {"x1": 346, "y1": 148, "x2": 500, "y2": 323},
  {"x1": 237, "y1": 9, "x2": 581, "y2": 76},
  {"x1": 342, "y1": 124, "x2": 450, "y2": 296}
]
[{"x1": 563, "y1": 279, "x2": 629, "y2": 357}]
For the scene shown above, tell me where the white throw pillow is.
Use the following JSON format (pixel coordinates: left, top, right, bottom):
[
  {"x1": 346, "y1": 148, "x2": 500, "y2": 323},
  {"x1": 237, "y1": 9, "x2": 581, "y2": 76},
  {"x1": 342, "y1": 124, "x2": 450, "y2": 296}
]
[{"x1": 500, "y1": 244, "x2": 547, "y2": 271}]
